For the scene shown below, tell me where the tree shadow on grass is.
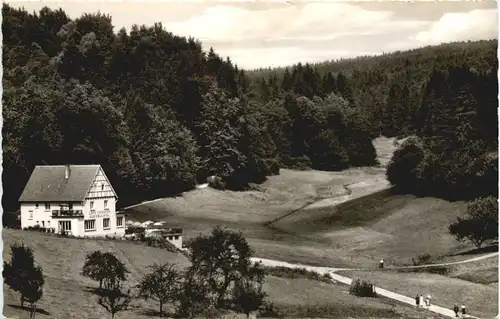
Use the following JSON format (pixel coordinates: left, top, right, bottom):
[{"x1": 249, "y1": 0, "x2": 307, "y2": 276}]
[
  {"x1": 7, "y1": 304, "x2": 50, "y2": 316},
  {"x1": 453, "y1": 244, "x2": 498, "y2": 256},
  {"x1": 139, "y1": 308, "x2": 177, "y2": 318},
  {"x1": 83, "y1": 286, "x2": 107, "y2": 297}
]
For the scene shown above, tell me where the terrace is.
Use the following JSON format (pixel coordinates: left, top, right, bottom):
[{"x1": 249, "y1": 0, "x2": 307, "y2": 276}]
[{"x1": 52, "y1": 210, "x2": 84, "y2": 218}]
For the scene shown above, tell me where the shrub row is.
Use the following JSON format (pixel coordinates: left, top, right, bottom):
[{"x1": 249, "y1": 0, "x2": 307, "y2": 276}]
[
  {"x1": 261, "y1": 266, "x2": 332, "y2": 283},
  {"x1": 23, "y1": 225, "x2": 55, "y2": 233}
]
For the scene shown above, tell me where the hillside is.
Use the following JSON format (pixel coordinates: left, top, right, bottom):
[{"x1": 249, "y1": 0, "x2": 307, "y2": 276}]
[
  {"x1": 126, "y1": 137, "x2": 480, "y2": 268},
  {"x1": 2, "y1": 229, "x2": 427, "y2": 319}
]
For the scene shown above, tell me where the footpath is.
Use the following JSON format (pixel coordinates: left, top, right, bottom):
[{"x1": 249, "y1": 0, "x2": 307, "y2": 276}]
[{"x1": 252, "y1": 252, "x2": 498, "y2": 319}]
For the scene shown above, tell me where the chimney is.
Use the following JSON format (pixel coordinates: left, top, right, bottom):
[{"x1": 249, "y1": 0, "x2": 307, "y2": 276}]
[{"x1": 65, "y1": 164, "x2": 71, "y2": 180}]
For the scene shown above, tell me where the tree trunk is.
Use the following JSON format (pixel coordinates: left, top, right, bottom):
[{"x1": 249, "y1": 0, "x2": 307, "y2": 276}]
[
  {"x1": 159, "y1": 301, "x2": 163, "y2": 317},
  {"x1": 100, "y1": 279, "x2": 103, "y2": 289},
  {"x1": 30, "y1": 304, "x2": 36, "y2": 319},
  {"x1": 20, "y1": 294, "x2": 24, "y2": 307}
]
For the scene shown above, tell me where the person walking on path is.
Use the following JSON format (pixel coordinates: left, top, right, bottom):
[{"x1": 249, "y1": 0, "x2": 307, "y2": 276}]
[
  {"x1": 379, "y1": 258, "x2": 384, "y2": 269},
  {"x1": 419, "y1": 294, "x2": 424, "y2": 308},
  {"x1": 453, "y1": 303, "x2": 459, "y2": 317},
  {"x1": 415, "y1": 294, "x2": 420, "y2": 308},
  {"x1": 461, "y1": 304, "x2": 466, "y2": 318},
  {"x1": 426, "y1": 294, "x2": 432, "y2": 309}
]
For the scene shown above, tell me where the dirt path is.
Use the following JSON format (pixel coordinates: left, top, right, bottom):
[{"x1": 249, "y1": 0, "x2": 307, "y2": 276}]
[{"x1": 252, "y1": 252, "x2": 498, "y2": 319}]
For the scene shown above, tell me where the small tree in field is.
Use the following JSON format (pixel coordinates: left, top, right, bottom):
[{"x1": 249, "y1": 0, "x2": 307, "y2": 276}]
[
  {"x1": 98, "y1": 276, "x2": 132, "y2": 319},
  {"x1": 24, "y1": 266, "x2": 45, "y2": 318},
  {"x1": 3, "y1": 243, "x2": 45, "y2": 312},
  {"x1": 175, "y1": 269, "x2": 212, "y2": 318},
  {"x1": 137, "y1": 263, "x2": 180, "y2": 317},
  {"x1": 187, "y1": 227, "x2": 265, "y2": 308},
  {"x1": 232, "y1": 277, "x2": 267, "y2": 318},
  {"x1": 82, "y1": 251, "x2": 129, "y2": 290},
  {"x1": 449, "y1": 196, "x2": 498, "y2": 248}
]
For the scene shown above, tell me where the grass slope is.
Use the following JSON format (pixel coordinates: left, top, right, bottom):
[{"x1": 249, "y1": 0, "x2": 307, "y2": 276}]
[
  {"x1": 3, "y1": 229, "x2": 425, "y2": 319},
  {"x1": 337, "y1": 269, "x2": 498, "y2": 318}
]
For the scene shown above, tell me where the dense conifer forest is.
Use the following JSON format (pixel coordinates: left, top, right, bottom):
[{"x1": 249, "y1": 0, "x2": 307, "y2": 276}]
[{"x1": 2, "y1": 4, "x2": 498, "y2": 211}]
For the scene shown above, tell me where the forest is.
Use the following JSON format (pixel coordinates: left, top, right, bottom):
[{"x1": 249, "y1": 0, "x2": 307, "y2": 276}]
[{"x1": 2, "y1": 4, "x2": 498, "y2": 212}]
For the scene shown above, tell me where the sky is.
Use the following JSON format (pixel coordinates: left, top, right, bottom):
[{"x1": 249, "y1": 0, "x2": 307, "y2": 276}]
[{"x1": 8, "y1": 0, "x2": 499, "y2": 70}]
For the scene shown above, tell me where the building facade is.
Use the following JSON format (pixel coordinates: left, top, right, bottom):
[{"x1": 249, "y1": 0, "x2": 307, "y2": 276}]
[
  {"x1": 145, "y1": 227, "x2": 183, "y2": 249},
  {"x1": 19, "y1": 164, "x2": 125, "y2": 237}
]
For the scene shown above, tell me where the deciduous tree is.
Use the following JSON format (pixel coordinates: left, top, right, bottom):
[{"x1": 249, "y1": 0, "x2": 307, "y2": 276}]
[
  {"x1": 3, "y1": 243, "x2": 44, "y2": 313},
  {"x1": 137, "y1": 263, "x2": 180, "y2": 317},
  {"x1": 449, "y1": 196, "x2": 499, "y2": 248}
]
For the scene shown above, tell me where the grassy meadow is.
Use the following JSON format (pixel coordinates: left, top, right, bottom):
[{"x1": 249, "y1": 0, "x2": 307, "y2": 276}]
[
  {"x1": 337, "y1": 268, "x2": 499, "y2": 318},
  {"x1": 3, "y1": 229, "x2": 429, "y2": 319},
  {"x1": 126, "y1": 137, "x2": 477, "y2": 268}
]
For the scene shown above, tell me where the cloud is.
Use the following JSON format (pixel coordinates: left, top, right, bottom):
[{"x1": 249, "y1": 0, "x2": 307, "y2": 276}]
[
  {"x1": 8, "y1": 1, "x2": 497, "y2": 69},
  {"x1": 165, "y1": 3, "x2": 435, "y2": 68},
  {"x1": 414, "y1": 9, "x2": 497, "y2": 44},
  {"x1": 165, "y1": 3, "x2": 427, "y2": 42}
]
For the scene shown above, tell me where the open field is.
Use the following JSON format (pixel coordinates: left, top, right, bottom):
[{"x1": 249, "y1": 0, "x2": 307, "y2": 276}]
[
  {"x1": 125, "y1": 136, "x2": 480, "y2": 268},
  {"x1": 337, "y1": 269, "x2": 498, "y2": 318},
  {"x1": 263, "y1": 276, "x2": 431, "y2": 319},
  {"x1": 3, "y1": 229, "x2": 426, "y2": 319},
  {"x1": 447, "y1": 254, "x2": 499, "y2": 284}
]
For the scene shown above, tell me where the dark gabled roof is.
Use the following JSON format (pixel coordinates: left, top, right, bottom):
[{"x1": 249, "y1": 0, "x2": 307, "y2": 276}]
[{"x1": 18, "y1": 165, "x2": 104, "y2": 202}]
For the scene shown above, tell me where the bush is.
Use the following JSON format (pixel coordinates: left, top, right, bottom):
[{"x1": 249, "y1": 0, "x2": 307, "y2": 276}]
[
  {"x1": 349, "y1": 278, "x2": 377, "y2": 298},
  {"x1": 262, "y1": 158, "x2": 280, "y2": 175},
  {"x1": 139, "y1": 233, "x2": 146, "y2": 242},
  {"x1": 386, "y1": 137, "x2": 424, "y2": 192},
  {"x1": 27, "y1": 226, "x2": 33, "y2": 231},
  {"x1": 411, "y1": 253, "x2": 431, "y2": 266},
  {"x1": 258, "y1": 301, "x2": 285, "y2": 318},
  {"x1": 286, "y1": 155, "x2": 312, "y2": 170},
  {"x1": 125, "y1": 226, "x2": 145, "y2": 235},
  {"x1": 208, "y1": 176, "x2": 226, "y2": 190},
  {"x1": 262, "y1": 266, "x2": 331, "y2": 283}
]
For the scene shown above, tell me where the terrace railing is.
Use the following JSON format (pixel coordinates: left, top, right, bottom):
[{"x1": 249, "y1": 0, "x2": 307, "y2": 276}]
[{"x1": 52, "y1": 210, "x2": 84, "y2": 218}]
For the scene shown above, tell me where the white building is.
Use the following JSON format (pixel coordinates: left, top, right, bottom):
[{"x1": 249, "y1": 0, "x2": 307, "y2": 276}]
[
  {"x1": 19, "y1": 164, "x2": 125, "y2": 237},
  {"x1": 145, "y1": 226, "x2": 183, "y2": 249}
]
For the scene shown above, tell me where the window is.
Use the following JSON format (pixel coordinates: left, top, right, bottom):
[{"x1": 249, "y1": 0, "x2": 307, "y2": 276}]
[
  {"x1": 117, "y1": 216, "x2": 124, "y2": 227},
  {"x1": 47, "y1": 221, "x2": 51, "y2": 227},
  {"x1": 42, "y1": 221, "x2": 45, "y2": 227},
  {"x1": 104, "y1": 200, "x2": 108, "y2": 209},
  {"x1": 59, "y1": 221, "x2": 71, "y2": 231},
  {"x1": 174, "y1": 235, "x2": 179, "y2": 240},
  {"x1": 44, "y1": 203, "x2": 51, "y2": 210},
  {"x1": 68, "y1": 203, "x2": 73, "y2": 210},
  {"x1": 101, "y1": 183, "x2": 104, "y2": 191},
  {"x1": 103, "y1": 218, "x2": 110, "y2": 229},
  {"x1": 35, "y1": 203, "x2": 39, "y2": 208},
  {"x1": 84, "y1": 219, "x2": 96, "y2": 231},
  {"x1": 29, "y1": 211, "x2": 33, "y2": 220},
  {"x1": 90, "y1": 201, "x2": 94, "y2": 210}
]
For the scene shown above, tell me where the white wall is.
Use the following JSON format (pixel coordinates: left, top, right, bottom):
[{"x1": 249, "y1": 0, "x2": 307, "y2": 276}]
[
  {"x1": 20, "y1": 202, "x2": 82, "y2": 230},
  {"x1": 81, "y1": 197, "x2": 124, "y2": 237}
]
